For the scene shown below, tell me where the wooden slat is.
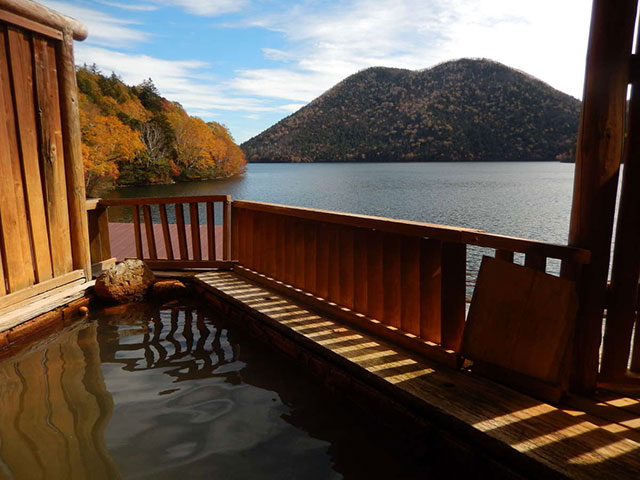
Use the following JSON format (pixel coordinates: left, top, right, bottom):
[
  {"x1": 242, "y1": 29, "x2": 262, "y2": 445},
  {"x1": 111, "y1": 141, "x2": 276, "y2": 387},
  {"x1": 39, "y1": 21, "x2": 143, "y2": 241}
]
[
  {"x1": 265, "y1": 213, "x2": 277, "y2": 278},
  {"x1": 159, "y1": 204, "x2": 174, "y2": 260},
  {"x1": 231, "y1": 205, "x2": 239, "y2": 261},
  {"x1": 525, "y1": 253, "x2": 546, "y2": 272},
  {"x1": 353, "y1": 228, "x2": 368, "y2": 314},
  {"x1": 206, "y1": 202, "x2": 215, "y2": 261},
  {"x1": 315, "y1": 222, "x2": 329, "y2": 299},
  {"x1": 275, "y1": 214, "x2": 286, "y2": 282},
  {"x1": 495, "y1": 249, "x2": 514, "y2": 262},
  {"x1": 420, "y1": 239, "x2": 442, "y2": 343},
  {"x1": 33, "y1": 36, "x2": 72, "y2": 276},
  {"x1": 0, "y1": 8, "x2": 63, "y2": 40},
  {"x1": 232, "y1": 201, "x2": 590, "y2": 264},
  {"x1": 303, "y1": 221, "x2": 317, "y2": 292},
  {"x1": 284, "y1": 216, "x2": 294, "y2": 286},
  {"x1": 97, "y1": 208, "x2": 111, "y2": 261},
  {"x1": 0, "y1": 27, "x2": 30, "y2": 293},
  {"x1": 0, "y1": 247, "x2": 5, "y2": 296},
  {"x1": 401, "y1": 236, "x2": 421, "y2": 336},
  {"x1": 6, "y1": 27, "x2": 52, "y2": 283},
  {"x1": 141, "y1": 259, "x2": 236, "y2": 270},
  {"x1": 142, "y1": 205, "x2": 157, "y2": 260},
  {"x1": 366, "y1": 230, "x2": 384, "y2": 321},
  {"x1": 175, "y1": 203, "x2": 188, "y2": 260},
  {"x1": 441, "y1": 242, "x2": 466, "y2": 351},
  {"x1": 327, "y1": 224, "x2": 341, "y2": 303},
  {"x1": 0, "y1": 269, "x2": 83, "y2": 313},
  {"x1": 254, "y1": 210, "x2": 265, "y2": 274},
  {"x1": 223, "y1": 199, "x2": 231, "y2": 260},
  {"x1": 132, "y1": 206, "x2": 143, "y2": 259},
  {"x1": 99, "y1": 195, "x2": 231, "y2": 206},
  {"x1": 245, "y1": 209, "x2": 254, "y2": 270},
  {"x1": 189, "y1": 203, "x2": 201, "y2": 261},
  {"x1": 382, "y1": 233, "x2": 402, "y2": 328},
  {"x1": 293, "y1": 219, "x2": 305, "y2": 288},
  {"x1": 338, "y1": 226, "x2": 355, "y2": 309}
]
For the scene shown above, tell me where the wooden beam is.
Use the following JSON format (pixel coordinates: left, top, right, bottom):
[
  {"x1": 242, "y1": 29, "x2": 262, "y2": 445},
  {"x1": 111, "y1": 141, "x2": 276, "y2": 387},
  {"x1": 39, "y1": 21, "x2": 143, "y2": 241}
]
[
  {"x1": 57, "y1": 29, "x2": 91, "y2": 280},
  {"x1": 564, "y1": 0, "x2": 638, "y2": 392},
  {"x1": 0, "y1": 0, "x2": 87, "y2": 40},
  {"x1": 0, "y1": 269, "x2": 83, "y2": 313},
  {"x1": 601, "y1": 30, "x2": 640, "y2": 380},
  {"x1": 139, "y1": 259, "x2": 236, "y2": 270},
  {"x1": 99, "y1": 195, "x2": 230, "y2": 207}
]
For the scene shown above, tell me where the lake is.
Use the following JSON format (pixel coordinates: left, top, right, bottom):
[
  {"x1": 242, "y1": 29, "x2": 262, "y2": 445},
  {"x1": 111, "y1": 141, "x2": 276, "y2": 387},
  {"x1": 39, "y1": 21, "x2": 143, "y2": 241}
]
[{"x1": 107, "y1": 161, "x2": 576, "y2": 245}]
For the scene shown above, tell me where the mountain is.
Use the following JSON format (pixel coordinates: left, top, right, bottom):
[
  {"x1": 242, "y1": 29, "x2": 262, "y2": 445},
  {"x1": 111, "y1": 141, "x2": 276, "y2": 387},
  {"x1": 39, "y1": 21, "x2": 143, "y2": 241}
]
[{"x1": 241, "y1": 59, "x2": 580, "y2": 163}]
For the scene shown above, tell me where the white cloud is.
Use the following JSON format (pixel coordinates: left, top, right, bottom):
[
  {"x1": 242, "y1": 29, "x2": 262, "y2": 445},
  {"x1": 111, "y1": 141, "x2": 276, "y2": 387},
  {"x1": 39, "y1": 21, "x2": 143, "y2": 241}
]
[
  {"x1": 39, "y1": 0, "x2": 150, "y2": 46},
  {"x1": 98, "y1": 1, "x2": 159, "y2": 12},
  {"x1": 74, "y1": 46, "x2": 298, "y2": 116},
  {"x1": 156, "y1": 0, "x2": 248, "y2": 16},
  {"x1": 235, "y1": 0, "x2": 592, "y2": 102}
]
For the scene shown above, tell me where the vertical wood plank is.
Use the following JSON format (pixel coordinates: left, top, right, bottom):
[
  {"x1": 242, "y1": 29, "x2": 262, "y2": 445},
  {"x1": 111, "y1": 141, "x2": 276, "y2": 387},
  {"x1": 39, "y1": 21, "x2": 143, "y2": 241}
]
[
  {"x1": 57, "y1": 30, "x2": 91, "y2": 279},
  {"x1": 231, "y1": 205, "x2": 239, "y2": 261},
  {"x1": 316, "y1": 223, "x2": 330, "y2": 299},
  {"x1": 327, "y1": 224, "x2": 341, "y2": 303},
  {"x1": 97, "y1": 207, "x2": 111, "y2": 261},
  {"x1": 441, "y1": 242, "x2": 466, "y2": 351},
  {"x1": 33, "y1": 37, "x2": 72, "y2": 276},
  {"x1": 223, "y1": 198, "x2": 231, "y2": 260},
  {"x1": 88, "y1": 209, "x2": 102, "y2": 264},
  {"x1": 159, "y1": 204, "x2": 173, "y2": 260},
  {"x1": 0, "y1": 27, "x2": 30, "y2": 292},
  {"x1": 275, "y1": 214, "x2": 286, "y2": 281},
  {"x1": 206, "y1": 202, "x2": 215, "y2": 261},
  {"x1": 0, "y1": 246, "x2": 6, "y2": 295},
  {"x1": 304, "y1": 221, "x2": 317, "y2": 293},
  {"x1": 366, "y1": 230, "x2": 384, "y2": 321},
  {"x1": 525, "y1": 253, "x2": 546, "y2": 272},
  {"x1": 189, "y1": 203, "x2": 201, "y2": 261},
  {"x1": 420, "y1": 239, "x2": 442, "y2": 343},
  {"x1": 495, "y1": 249, "x2": 514, "y2": 262},
  {"x1": 6, "y1": 27, "x2": 52, "y2": 283},
  {"x1": 284, "y1": 216, "x2": 294, "y2": 285},
  {"x1": 339, "y1": 226, "x2": 355, "y2": 309},
  {"x1": 175, "y1": 203, "x2": 188, "y2": 260},
  {"x1": 382, "y1": 233, "x2": 402, "y2": 328},
  {"x1": 401, "y1": 236, "x2": 421, "y2": 336},
  {"x1": 132, "y1": 206, "x2": 142, "y2": 259},
  {"x1": 291, "y1": 219, "x2": 303, "y2": 288},
  {"x1": 265, "y1": 213, "x2": 277, "y2": 278},
  {"x1": 142, "y1": 205, "x2": 157, "y2": 260},
  {"x1": 245, "y1": 209, "x2": 254, "y2": 270},
  {"x1": 353, "y1": 228, "x2": 368, "y2": 315},
  {"x1": 565, "y1": 0, "x2": 638, "y2": 392}
]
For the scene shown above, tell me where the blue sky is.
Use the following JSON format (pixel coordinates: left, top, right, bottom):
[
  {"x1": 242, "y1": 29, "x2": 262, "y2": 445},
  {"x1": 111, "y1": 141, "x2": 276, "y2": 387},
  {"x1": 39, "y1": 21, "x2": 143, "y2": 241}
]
[{"x1": 42, "y1": 0, "x2": 593, "y2": 143}]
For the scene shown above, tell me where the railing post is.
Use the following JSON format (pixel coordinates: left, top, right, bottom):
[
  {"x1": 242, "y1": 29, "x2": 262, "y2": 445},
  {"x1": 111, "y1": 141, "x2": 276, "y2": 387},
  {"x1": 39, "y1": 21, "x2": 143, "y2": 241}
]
[
  {"x1": 441, "y1": 242, "x2": 466, "y2": 351},
  {"x1": 223, "y1": 196, "x2": 231, "y2": 261}
]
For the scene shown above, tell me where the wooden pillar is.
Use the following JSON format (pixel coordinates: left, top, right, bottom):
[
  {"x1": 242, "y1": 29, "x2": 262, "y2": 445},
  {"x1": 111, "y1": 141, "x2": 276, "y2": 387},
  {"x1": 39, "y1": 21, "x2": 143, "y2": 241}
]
[
  {"x1": 564, "y1": 0, "x2": 638, "y2": 392},
  {"x1": 56, "y1": 29, "x2": 91, "y2": 280},
  {"x1": 600, "y1": 42, "x2": 640, "y2": 379}
]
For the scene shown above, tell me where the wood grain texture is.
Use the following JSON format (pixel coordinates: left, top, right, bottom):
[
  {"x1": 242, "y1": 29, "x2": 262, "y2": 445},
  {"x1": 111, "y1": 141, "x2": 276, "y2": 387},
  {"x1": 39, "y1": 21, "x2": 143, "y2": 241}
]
[
  {"x1": 159, "y1": 204, "x2": 174, "y2": 260},
  {"x1": 132, "y1": 206, "x2": 143, "y2": 259},
  {"x1": 142, "y1": 205, "x2": 157, "y2": 260},
  {"x1": 420, "y1": 239, "x2": 442, "y2": 343},
  {"x1": 6, "y1": 26, "x2": 52, "y2": 283},
  {"x1": 565, "y1": 0, "x2": 638, "y2": 392},
  {"x1": 33, "y1": 36, "x2": 72, "y2": 276},
  {"x1": 382, "y1": 233, "x2": 402, "y2": 328},
  {"x1": 462, "y1": 257, "x2": 578, "y2": 386},
  {"x1": 441, "y1": 242, "x2": 466, "y2": 351},
  {"x1": 206, "y1": 202, "x2": 215, "y2": 261},
  {"x1": 189, "y1": 203, "x2": 201, "y2": 261},
  {"x1": 401, "y1": 235, "x2": 421, "y2": 336},
  {"x1": 223, "y1": 199, "x2": 231, "y2": 260},
  {"x1": 175, "y1": 203, "x2": 188, "y2": 260}
]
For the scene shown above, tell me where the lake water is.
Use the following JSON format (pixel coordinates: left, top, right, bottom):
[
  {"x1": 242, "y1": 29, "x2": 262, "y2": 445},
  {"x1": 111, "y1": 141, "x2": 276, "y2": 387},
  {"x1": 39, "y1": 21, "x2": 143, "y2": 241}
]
[
  {"x1": 107, "y1": 162, "x2": 575, "y2": 245},
  {"x1": 0, "y1": 301, "x2": 435, "y2": 479}
]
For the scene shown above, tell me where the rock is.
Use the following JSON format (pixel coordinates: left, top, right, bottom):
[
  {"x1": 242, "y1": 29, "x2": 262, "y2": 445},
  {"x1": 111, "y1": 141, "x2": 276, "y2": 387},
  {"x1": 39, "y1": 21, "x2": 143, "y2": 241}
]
[
  {"x1": 151, "y1": 279, "x2": 187, "y2": 300},
  {"x1": 94, "y1": 259, "x2": 155, "y2": 303}
]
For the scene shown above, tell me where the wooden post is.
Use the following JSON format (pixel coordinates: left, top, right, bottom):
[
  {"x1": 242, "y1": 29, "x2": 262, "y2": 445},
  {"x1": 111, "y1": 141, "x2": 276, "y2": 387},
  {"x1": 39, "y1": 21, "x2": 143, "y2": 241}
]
[
  {"x1": 57, "y1": 29, "x2": 90, "y2": 280},
  {"x1": 564, "y1": 0, "x2": 638, "y2": 392},
  {"x1": 601, "y1": 42, "x2": 640, "y2": 379},
  {"x1": 223, "y1": 197, "x2": 231, "y2": 260}
]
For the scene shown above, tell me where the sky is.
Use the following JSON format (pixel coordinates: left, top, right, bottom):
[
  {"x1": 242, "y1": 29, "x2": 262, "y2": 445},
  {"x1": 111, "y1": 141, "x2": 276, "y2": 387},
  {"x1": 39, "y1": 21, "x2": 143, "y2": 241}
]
[{"x1": 42, "y1": 0, "x2": 594, "y2": 143}]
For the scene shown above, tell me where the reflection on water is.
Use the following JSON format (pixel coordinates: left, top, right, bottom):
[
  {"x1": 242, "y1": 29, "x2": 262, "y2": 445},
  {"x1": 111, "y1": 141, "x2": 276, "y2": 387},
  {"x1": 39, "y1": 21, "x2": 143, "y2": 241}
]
[{"x1": 0, "y1": 301, "x2": 435, "y2": 479}]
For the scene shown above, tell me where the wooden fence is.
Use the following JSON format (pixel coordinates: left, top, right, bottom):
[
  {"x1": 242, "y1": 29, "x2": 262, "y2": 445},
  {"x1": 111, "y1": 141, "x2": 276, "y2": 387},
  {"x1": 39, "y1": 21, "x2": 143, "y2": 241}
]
[
  {"x1": 231, "y1": 201, "x2": 591, "y2": 362},
  {"x1": 96, "y1": 196, "x2": 234, "y2": 270},
  {"x1": 0, "y1": 2, "x2": 90, "y2": 304}
]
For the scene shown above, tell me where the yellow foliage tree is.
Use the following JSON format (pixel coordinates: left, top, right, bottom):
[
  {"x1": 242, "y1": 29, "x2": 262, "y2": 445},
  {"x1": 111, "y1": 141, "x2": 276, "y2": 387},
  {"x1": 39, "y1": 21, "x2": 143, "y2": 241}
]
[{"x1": 81, "y1": 106, "x2": 144, "y2": 196}]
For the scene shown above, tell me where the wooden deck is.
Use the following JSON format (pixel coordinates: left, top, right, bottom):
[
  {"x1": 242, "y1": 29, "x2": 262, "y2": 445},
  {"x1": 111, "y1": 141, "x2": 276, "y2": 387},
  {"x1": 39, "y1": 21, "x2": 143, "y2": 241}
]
[
  {"x1": 195, "y1": 270, "x2": 640, "y2": 480},
  {"x1": 108, "y1": 222, "x2": 224, "y2": 261}
]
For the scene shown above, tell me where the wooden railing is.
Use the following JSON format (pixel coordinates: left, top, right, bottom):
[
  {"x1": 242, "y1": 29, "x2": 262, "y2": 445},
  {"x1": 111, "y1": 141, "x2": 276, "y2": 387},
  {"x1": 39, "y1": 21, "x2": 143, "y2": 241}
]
[
  {"x1": 94, "y1": 196, "x2": 234, "y2": 270},
  {"x1": 231, "y1": 201, "x2": 590, "y2": 364}
]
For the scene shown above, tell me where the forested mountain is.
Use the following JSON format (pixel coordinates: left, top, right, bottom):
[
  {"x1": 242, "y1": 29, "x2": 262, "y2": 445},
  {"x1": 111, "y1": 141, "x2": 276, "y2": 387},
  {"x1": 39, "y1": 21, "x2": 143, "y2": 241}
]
[
  {"x1": 242, "y1": 59, "x2": 580, "y2": 163},
  {"x1": 77, "y1": 66, "x2": 246, "y2": 195}
]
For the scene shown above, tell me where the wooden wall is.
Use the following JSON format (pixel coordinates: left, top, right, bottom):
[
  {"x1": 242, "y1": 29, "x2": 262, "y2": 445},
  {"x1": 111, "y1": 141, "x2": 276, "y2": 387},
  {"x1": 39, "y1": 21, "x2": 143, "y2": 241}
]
[{"x1": 0, "y1": 12, "x2": 89, "y2": 299}]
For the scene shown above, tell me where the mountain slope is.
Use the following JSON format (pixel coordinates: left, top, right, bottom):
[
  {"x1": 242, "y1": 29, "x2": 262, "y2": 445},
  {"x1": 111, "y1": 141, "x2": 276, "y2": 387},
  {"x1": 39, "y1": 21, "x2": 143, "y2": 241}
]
[{"x1": 242, "y1": 59, "x2": 580, "y2": 162}]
